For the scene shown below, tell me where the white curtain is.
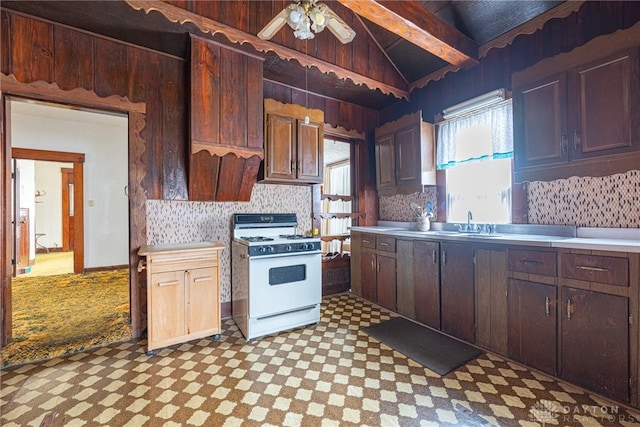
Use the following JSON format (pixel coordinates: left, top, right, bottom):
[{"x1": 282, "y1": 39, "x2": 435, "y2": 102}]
[
  {"x1": 324, "y1": 162, "x2": 350, "y2": 195},
  {"x1": 437, "y1": 100, "x2": 513, "y2": 169}
]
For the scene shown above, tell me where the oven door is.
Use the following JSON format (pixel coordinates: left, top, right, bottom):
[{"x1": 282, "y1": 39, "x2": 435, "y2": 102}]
[{"x1": 248, "y1": 251, "x2": 321, "y2": 318}]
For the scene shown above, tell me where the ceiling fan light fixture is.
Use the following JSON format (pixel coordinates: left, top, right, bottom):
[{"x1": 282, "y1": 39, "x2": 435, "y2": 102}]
[{"x1": 258, "y1": 0, "x2": 355, "y2": 44}]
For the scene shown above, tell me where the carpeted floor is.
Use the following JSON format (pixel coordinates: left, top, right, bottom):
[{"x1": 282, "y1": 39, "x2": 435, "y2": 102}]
[{"x1": 1, "y1": 269, "x2": 131, "y2": 367}]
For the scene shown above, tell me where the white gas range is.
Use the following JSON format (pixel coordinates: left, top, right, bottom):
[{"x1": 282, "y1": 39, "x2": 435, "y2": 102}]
[{"x1": 231, "y1": 213, "x2": 322, "y2": 341}]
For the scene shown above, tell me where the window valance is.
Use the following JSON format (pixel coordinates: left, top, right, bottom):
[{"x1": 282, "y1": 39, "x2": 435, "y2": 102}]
[{"x1": 436, "y1": 100, "x2": 513, "y2": 170}]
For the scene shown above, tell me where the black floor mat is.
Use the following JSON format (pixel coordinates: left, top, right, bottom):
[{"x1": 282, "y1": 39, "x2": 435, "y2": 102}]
[{"x1": 362, "y1": 317, "x2": 482, "y2": 376}]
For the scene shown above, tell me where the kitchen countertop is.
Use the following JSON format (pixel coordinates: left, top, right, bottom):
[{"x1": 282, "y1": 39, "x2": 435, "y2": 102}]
[
  {"x1": 138, "y1": 241, "x2": 226, "y2": 256},
  {"x1": 351, "y1": 224, "x2": 640, "y2": 253}
]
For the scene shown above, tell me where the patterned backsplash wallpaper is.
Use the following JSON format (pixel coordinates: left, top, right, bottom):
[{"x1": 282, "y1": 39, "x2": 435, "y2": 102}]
[
  {"x1": 146, "y1": 184, "x2": 313, "y2": 303},
  {"x1": 379, "y1": 170, "x2": 639, "y2": 228},
  {"x1": 378, "y1": 188, "x2": 438, "y2": 223},
  {"x1": 527, "y1": 169, "x2": 639, "y2": 227}
]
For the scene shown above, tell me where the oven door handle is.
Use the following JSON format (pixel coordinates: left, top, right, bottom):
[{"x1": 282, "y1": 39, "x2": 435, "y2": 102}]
[{"x1": 249, "y1": 250, "x2": 321, "y2": 259}]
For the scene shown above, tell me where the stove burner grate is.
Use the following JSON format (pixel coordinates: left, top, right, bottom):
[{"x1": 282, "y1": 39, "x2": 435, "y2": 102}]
[
  {"x1": 241, "y1": 236, "x2": 274, "y2": 242},
  {"x1": 279, "y1": 234, "x2": 313, "y2": 240}
]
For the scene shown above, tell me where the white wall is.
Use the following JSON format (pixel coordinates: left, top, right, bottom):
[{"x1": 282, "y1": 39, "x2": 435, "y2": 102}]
[{"x1": 11, "y1": 100, "x2": 129, "y2": 268}]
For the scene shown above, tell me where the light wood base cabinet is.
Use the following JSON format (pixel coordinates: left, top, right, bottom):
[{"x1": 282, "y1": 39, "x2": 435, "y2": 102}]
[{"x1": 138, "y1": 242, "x2": 225, "y2": 355}]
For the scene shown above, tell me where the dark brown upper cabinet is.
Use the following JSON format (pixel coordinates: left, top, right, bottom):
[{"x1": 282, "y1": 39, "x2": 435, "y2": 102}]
[
  {"x1": 189, "y1": 35, "x2": 264, "y2": 201},
  {"x1": 374, "y1": 111, "x2": 435, "y2": 196},
  {"x1": 513, "y1": 26, "x2": 640, "y2": 183},
  {"x1": 261, "y1": 98, "x2": 324, "y2": 184}
]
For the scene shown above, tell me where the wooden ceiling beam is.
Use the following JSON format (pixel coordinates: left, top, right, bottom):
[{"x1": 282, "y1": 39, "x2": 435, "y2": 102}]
[{"x1": 337, "y1": 0, "x2": 478, "y2": 68}]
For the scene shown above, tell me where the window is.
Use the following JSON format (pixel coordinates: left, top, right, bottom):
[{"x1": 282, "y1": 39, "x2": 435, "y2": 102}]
[{"x1": 437, "y1": 99, "x2": 513, "y2": 224}]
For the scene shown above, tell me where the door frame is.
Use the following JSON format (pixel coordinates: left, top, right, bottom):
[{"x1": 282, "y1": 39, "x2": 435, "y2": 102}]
[
  {"x1": 1, "y1": 74, "x2": 148, "y2": 345},
  {"x1": 12, "y1": 149, "x2": 85, "y2": 273},
  {"x1": 61, "y1": 167, "x2": 75, "y2": 253}
]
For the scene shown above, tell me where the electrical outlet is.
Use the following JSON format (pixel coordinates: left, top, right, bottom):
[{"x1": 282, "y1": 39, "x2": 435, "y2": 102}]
[{"x1": 88, "y1": 200, "x2": 95, "y2": 207}]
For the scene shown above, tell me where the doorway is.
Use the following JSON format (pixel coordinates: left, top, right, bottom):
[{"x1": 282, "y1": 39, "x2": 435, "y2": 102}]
[
  {"x1": 1, "y1": 75, "x2": 148, "y2": 348},
  {"x1": 4, "y1": 98, "x2": 130, "y2": 364},
  {"x1": 13, "y1": 152, "x2": 84, "y2": 275}
]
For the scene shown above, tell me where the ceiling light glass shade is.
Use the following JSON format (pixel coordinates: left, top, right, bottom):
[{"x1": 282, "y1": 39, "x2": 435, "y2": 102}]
[{"x1": 310, "y1": 5, "x2": 327, "y2": 32}]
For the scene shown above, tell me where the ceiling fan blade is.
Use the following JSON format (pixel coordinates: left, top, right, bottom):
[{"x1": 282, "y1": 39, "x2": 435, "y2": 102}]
[
  {"x1": 257, "y1": 7, "x2": 289, "y2": 40},
  {"x1": 325, "y1": 6, "x2": 356, "y2": 44},
  {"x1": 324, "y1": 6, "x2": 356, "y2": 44}
]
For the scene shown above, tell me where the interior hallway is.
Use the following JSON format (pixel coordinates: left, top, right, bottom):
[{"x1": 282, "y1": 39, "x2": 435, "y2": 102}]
[{"x1": 1, "y1": 293, "x2": 639, "y2": 426}]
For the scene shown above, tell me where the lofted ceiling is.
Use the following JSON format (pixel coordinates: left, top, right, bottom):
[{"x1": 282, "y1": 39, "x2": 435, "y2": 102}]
[{"x1": 2, "y1": 0, "x2": 573, "y2": 109}]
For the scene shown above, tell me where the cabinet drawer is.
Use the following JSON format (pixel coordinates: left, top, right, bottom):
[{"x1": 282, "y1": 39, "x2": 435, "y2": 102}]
[
  {"x1": 508, "y1": 249, "x2": 557, "y2": 276},
  {"x1": 148, "y1": 259, "x2": 215, "y2": 274},
  {"x1": 361, "y1": 233, "x2": 376, "y2": 249},
  {"x1": 376, "y1": 236, "x2": 396, "y2": 252},
  {"x1": 561, "y1": 253, "x2": 629, "y2": 286}
]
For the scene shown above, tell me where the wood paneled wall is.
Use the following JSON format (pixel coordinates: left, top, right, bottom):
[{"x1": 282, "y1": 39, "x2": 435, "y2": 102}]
[{"x1": 380, "y1": 1, "x2": 640, "y2": 124}]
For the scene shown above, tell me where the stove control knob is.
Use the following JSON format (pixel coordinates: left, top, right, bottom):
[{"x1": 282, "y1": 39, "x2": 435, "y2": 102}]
[
  {"x1": 285, "y1": 245, "x2": 293, "y2": 252},
  {"x1": 258, "y1": 246, "x2": 267, "y2": 253},
  {"x1": 302, "y1": 243, "x2": 312, "y2": 250},
  {"x1": 267, "y1": 246, "x2": 275, "y2": 253}
]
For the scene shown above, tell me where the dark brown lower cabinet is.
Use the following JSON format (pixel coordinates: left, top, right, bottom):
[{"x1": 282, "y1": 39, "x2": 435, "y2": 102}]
[
  {"x1": 440, "y1": 242, "x2": 475, "y2": 342},
  {"x1": 508, "y1": 279, "x2": 557, "y2": 376},
  {"x1": 360, "y1": 251, "x2": 377, "y2": 303},
  {"x1": 360, "y1": 251, "x2": 396, "y2": 311},
  {"x1": 560, "y1": 287, "x2": 629, "y2": 403},
  {"x1": 413, "y1": 240, "x2": 440, "y2": 329}
]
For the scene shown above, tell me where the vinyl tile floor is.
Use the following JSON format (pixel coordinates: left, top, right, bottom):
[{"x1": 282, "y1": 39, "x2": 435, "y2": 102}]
[{"x1": 2, "y1": 293, "x2": 639, "y2": 426}]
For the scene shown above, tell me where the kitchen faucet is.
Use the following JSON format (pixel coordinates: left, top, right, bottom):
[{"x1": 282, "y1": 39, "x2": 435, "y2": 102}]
[{"x1": 467, "y1": 210, "x2": 473, "y2": 229}]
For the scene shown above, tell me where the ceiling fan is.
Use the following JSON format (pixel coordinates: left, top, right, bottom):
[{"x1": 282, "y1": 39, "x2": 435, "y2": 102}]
[{"x1": 258, "y1": 0, "x2": 356, "y2": 44}]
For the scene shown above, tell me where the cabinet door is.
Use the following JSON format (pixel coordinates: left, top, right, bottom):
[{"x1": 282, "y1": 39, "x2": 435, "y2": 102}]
[
  {"x1": 395, "y1": 125, "x2": 421, "y2": 189},
  {"x1": 440, "y1": 242, "x2": 475, "y2": 342},
  {"x1": 266, "y1": 114, "x2": 296, "y2": 180},
  {"x1": 514, "y1": 73, "x2": 568, "y2": 169},
  {"x1": 413, "y1": 241, "x2": 440, "y2": 329},
  {"x1": 507, "y1": 279, "x2": 557, "y2": 375},
  {"x1": 297, "y1": 120, "x2": 323, "y2": 182},
  {"x1": 187, "y1": 266, "x2": 218, "y2": 335},
  {"x1": 149, "y1": 270, "x2": 186, "y2": 346},
  {"x1": 376, "y1": 254, "x2": 396, "y2": 311},
  {"x1": 572, "y1": 48, "x2": 639, "y2": 159},
  {"x1": 561, "y1": 287, "x2": 629, "y2": 402},
  {"x1": 360, "y1": 251, "x2": 377, "y2": 303},
  {"x1": 375, "y1": 133, "x2": 395, "y2": 191},
  {"x1": 476, "y1": 249, "x2": 508, "y2": 355}
]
